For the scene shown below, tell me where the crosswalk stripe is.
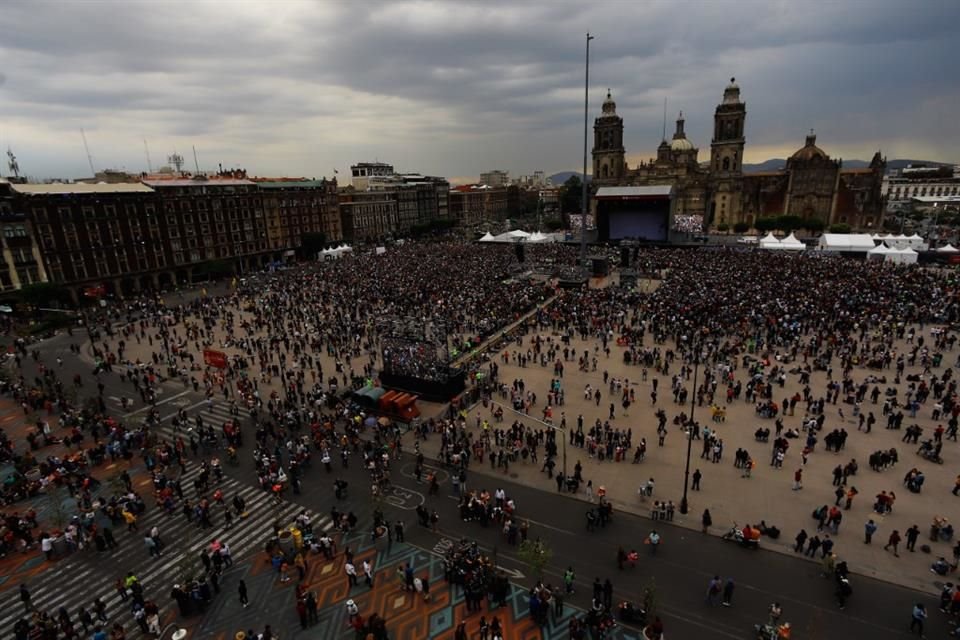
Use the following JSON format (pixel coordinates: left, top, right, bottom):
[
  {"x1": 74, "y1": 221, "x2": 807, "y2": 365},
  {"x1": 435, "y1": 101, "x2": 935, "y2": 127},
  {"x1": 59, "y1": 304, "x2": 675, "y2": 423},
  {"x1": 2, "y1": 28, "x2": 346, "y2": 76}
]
[{"x1": 0, "y1": 468, "x2": 325, "y2": 634}]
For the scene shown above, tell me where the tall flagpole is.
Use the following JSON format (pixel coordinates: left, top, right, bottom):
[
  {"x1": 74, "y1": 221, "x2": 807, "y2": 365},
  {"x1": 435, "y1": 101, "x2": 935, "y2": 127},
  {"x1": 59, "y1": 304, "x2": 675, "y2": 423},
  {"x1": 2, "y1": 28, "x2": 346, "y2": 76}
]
[{"x1": 581, "y1": 33, "x2": 594, "y2": 279}]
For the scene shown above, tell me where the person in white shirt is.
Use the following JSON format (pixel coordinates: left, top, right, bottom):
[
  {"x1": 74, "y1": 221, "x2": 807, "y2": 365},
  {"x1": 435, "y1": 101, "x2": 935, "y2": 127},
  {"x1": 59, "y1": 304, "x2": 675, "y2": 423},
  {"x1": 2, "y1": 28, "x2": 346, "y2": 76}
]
[{"x1": 345, "y1": 561, "x2": 358, "y2": 586}]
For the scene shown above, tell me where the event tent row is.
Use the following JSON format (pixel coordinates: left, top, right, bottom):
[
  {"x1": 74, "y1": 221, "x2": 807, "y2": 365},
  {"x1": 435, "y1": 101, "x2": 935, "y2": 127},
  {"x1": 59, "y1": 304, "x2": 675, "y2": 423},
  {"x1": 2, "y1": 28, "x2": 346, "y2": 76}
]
[
  {"x1": 320, "y1": 244, "x2": 354, "y2": 258},
  {"x1": 758, "y1": 232, "x2": 806, "y2": 251},
  {"x1": 866, "y1": 243, "x2": 918, "y2": 264},
  {"x1": 870, "y1": 233, "x2": 928, "y2": 251},
  {"x1": 478, "y1": 230, "x2": 560, "y2": 243}
]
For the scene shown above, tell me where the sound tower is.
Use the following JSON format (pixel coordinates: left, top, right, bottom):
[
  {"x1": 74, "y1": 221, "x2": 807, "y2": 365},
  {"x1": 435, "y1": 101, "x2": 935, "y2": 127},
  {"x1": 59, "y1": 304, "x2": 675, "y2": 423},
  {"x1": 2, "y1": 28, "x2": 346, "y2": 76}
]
[
  {"x1": 515, "y1": 243, "x2": 525, "y2": 263},
  {"x1": 620, "y1": 246, "x2": 630, "y2": 267}
]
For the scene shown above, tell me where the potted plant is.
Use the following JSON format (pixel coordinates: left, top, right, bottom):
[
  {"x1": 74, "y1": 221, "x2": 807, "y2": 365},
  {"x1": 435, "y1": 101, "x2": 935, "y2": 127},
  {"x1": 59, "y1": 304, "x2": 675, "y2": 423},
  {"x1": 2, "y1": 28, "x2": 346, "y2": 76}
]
[{"x1": 642, "y1": 578, "x2": 664, "y2": 639}]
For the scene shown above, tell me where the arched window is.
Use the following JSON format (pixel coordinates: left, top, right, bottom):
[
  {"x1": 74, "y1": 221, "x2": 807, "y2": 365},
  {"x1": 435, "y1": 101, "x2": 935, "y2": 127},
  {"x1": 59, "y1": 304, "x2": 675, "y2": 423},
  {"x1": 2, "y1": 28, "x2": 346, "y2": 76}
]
[
  {"x1": 722, "y1": 157, "x2": 731, "y2": 171},
  {"x1": 602, "y1": 165, "x2": 609, "y2": 178}
]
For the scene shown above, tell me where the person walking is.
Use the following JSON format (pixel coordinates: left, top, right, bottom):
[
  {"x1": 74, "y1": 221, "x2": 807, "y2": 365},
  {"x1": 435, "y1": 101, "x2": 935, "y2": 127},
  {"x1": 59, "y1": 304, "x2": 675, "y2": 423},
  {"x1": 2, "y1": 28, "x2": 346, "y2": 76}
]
[
  {"x1": 345, "y1": 560, "x2": 358, "y2": 586},
  {"x1": 793, "y1": 468, "x2": 803, "y2": 490},
  {"x1": 647, "y1": 530, "x2": 661, "y2": 555},
  {"x1": 909, "y1": 602, "x2": 927, "y2": 637},
  {"x1": 906, "y1": 525, "x2": 921, "y2": 552},
  {"x1": 864, "y1": 519, "x2": 878, "y2": 544},
  {"x1": 885, "y1": 530, "x2": 902, "y2": 557},
  {"x1": 19, "y1": 583, "x2": 32, "y2": 612},
  {"x1": 701, "y1": 509, "x2": 712, "y2": 534},
  {"x1": 238, "y1": 579, "x2": 249, "y2": 608},
  {"x1": 705, "y1": 575, "x2": 722, "y2": 606},
  {"x1": 794, "y1": 529, "x2": 807, "y2": 553},
  {"x1": 722, "y1": 577, "x2": 735, "y2": 607},
  {"x1": 563, "y1": 567, "x2": 575, "y2": 594},
  {"x1": 692, "y1": 469, "x2": 702, "y2": 491}
]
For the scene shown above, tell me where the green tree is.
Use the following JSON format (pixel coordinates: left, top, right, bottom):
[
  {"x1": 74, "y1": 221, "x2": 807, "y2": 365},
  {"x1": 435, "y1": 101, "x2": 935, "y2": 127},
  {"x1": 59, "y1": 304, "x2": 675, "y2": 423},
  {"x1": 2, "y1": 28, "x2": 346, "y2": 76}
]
[
  {"x1": 518, "y1": 538, "x2": 553, "y2": 581},
  {"x1": 803, "y1": 218, "x2": 826, "y2": 233},
  {"x1": 715, "y1": 223, "x2": 729, "y2": 233},
  {"x1": 16, "y1": 283, "x2": 71, "y2": 308},
  {"x1": 559, "y1": 175, "x2": 584, "y2": 214},
  {"x1": 733, "y1": 221, "x2": 750, "y2": 233},
  {"x1": 194, "y1": 259, "x2": 233, "y2": 279},
  {"x1": 776, "y1": 215, "x2": 803, "y2": 232},
  {"x1": 301, "y1": 232, "x2": 328, "y2": 257},
  {"x1": 754, "y1": 217, "x2": 777, "y2": 232},
  {"x1": 828, "y1": 223, "x2": 851, "y2": 234}
]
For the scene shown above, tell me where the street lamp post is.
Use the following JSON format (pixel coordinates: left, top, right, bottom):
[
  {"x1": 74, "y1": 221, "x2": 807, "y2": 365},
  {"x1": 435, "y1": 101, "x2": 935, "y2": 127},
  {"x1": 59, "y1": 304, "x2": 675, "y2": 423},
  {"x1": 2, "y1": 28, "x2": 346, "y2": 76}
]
[
  {"x1": 679, "y1": 334, "x2": 703, "y2": 515},
  {"x1": 580, "y1": 32, "x2": 594, "y2": 279}
]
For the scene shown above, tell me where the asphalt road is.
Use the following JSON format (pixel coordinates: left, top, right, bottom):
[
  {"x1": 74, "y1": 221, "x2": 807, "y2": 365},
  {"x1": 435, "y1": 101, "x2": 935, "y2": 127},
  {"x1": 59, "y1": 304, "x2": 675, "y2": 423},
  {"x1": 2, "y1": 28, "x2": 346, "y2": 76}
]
[{"x1": 16, "y1": 332, "x2": 957, "y2": 640}]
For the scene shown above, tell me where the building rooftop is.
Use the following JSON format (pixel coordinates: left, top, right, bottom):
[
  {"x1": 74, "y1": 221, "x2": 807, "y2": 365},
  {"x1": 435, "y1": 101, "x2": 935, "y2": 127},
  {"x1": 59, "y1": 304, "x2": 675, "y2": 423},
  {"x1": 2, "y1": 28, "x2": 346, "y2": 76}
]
[
  {"x1": 12, "y1": 182, "x2": 155, "y2": 195},
  {"x1": 595, "y1": 186, "x2": 673, "y2": 198},
  {"x1": 142, "y1": 178, "x2": 255, "y2": 187},
  {"x1": 254, "y1": 180, "x2": 331, "y2": 189}
]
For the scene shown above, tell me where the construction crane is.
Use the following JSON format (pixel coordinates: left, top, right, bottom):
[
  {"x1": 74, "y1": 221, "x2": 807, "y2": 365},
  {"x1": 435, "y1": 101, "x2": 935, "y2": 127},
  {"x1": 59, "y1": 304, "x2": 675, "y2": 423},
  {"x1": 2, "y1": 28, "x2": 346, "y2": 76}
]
[{"x1": 80, "y1": 128, "x2": 96, "y2": 176}]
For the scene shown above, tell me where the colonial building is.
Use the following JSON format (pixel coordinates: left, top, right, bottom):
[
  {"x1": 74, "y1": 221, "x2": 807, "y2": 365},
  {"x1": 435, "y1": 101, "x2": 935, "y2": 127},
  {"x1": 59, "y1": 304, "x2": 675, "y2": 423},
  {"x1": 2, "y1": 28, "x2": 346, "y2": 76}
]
[
  {"x1": 338, "y1": 189, "x2": 398, "y2": 242},
  {"x1": 0, "y1": 182, "x2": 47, "y2": 292},
  {"x1": 252, "y1": 178, "x2": 341, "y2": 258},
  {"x1": 592, "y1": 79, "x2": 886, "y2": 231},
  {"x1": 448, "y1": 185, "x2": 509, "y2": 227}
]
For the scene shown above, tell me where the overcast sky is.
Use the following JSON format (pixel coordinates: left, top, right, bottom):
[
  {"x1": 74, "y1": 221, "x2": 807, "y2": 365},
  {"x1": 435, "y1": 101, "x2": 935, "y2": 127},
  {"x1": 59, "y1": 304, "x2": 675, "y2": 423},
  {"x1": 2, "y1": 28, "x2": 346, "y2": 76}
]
[{"x1": 2, "y1": 0, "x2": 957, "y2": 182}]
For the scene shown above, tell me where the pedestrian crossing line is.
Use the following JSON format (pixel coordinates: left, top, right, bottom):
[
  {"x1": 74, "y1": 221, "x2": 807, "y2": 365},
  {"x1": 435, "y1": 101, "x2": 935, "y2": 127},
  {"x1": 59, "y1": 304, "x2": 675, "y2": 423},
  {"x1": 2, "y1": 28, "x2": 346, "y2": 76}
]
[{"x1": 0, "y1": 468, "x2": 325, "y2": 636}]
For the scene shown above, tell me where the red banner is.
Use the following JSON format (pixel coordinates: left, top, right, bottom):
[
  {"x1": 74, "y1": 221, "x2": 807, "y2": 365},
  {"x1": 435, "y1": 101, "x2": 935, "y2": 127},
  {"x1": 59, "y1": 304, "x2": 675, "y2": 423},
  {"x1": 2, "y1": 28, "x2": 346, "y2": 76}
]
[
  {"x1": 83, "y1": 284, "x2": 106, "y2": 298},
  {"x1": 203, "y1": 349, "x2": 228, "y2": 369}
]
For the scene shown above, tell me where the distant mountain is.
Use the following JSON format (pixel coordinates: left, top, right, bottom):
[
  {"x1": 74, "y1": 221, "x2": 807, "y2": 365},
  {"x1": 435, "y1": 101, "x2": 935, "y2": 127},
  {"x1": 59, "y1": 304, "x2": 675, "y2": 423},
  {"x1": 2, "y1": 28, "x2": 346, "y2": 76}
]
[
  {"x1": 548, "y1": 171, "x2": 591, "y2": 186},
  {"x1": 742, "y1": 158, "x2": 953, "y2": 173}
]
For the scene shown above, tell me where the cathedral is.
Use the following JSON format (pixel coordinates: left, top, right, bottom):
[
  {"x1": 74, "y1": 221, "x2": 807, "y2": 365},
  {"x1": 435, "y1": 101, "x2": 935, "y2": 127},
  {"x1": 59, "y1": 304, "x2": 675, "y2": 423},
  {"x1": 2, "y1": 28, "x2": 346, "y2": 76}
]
[{"x1": 591, "y1": 79, "x2": 886, "y2": 231}]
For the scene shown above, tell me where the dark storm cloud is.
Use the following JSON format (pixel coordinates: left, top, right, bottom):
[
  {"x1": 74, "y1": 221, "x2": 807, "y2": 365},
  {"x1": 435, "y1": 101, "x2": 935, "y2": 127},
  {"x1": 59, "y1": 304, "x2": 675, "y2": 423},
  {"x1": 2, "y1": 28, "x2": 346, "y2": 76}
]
[{"x1": 0, "y1": 0, "x2": 956, "y2": 180}]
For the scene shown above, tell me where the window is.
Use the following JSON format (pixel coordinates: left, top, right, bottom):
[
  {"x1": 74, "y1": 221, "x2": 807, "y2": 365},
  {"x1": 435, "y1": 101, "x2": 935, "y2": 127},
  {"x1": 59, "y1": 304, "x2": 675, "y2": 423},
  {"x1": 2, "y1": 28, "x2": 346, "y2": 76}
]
[
  {"x1": 82, "y1": 206, "x2": 95, "y2": 220},
  {"x1": 104, "y1": 205, "x2": 117, "y2": 218},
  {"x1": 33, "y1": 207, "x2": 48, "y2": 223},
  {"x1": 198, "y1": 212, "x2": 209, "y2": 223},
  {"x1": 190, "y1": 250, "x2": 201, "y2": 263},
  {"x1": 722, "y1": 157, "x2": 731, "y2": 171}
]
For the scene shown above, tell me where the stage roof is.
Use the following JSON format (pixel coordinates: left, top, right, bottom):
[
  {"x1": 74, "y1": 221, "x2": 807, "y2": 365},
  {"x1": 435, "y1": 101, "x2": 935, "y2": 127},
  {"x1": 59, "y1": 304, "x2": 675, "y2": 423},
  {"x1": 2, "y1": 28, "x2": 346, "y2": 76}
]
[{"x1": 595, "y1": 186, "x2": 672, "y2": 199}]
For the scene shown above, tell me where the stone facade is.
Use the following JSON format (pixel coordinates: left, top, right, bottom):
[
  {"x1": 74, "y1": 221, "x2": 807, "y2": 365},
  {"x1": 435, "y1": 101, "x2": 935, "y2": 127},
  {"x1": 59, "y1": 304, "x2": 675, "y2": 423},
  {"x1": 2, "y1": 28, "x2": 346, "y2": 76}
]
[{"x1": 592, "y1": 79, "x2": 886, "y2": 231}]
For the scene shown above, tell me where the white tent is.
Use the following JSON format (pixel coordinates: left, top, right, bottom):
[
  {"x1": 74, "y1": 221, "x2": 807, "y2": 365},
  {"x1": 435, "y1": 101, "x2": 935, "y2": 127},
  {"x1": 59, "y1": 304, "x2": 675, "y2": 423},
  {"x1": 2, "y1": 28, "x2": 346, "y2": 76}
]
[
  {"x1": 478, "y1": 232, "x2": 496, "y2": 242},
  {"x1": 899, "y1": 247, "x2": 919, "y2": 264},
  {"x1": 527, "y1": 231, "x2": 554, "y2": 243},
  {"x1": 779, "y1": 232, "x2": 806, "y2": 251},
  {"x1": 817, "y1": 233, "x2": 877, "y2": 251},
  {"x1": 936, "y1": 244, "x2": 959, "y2": 253},
  {"x1": 867, "y1": 243, "x2": 890, "y2": 260},
  {"x1": 759, "y1": 232, "x2": 781, "y2": 250},
  {"x1": 505, "y1": 229, "x2": 531, "y2": 238}
]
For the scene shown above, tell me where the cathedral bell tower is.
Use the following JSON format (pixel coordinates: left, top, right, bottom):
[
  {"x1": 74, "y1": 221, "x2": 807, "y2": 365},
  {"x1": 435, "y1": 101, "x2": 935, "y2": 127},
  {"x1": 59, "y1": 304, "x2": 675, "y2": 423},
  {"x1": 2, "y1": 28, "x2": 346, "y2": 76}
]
[
  {"x1": 592, "y1": 89, "x2": 626, "y2": 186},
  {"x1": 708, "y1": 78, "x2": 747, "y2": 227}
]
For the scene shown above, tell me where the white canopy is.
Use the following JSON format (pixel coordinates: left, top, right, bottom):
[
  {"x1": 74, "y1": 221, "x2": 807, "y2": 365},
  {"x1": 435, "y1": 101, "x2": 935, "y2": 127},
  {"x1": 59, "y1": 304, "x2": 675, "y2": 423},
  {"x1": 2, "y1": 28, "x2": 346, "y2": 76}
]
[
  {"x1": 505, "y1": 229, "x2": 531, "y2": 238},
  {"x1": 868, "y1": 243, "x2": 890, "y2": 254},
  {"x1": 818, "y1": 233, "x2": 877, "y2": 251},
  {"x1": 478, "y1": 232, "x2": 496, "y2": 242},
  {"x1": 936, "y1": 244, "x2": 959, "y2": 253},
  {"x1": 527, "y1": 231, "x2": 554, "y2": 243},
  {"x1": 759, "y1": 232, "x2": 781, "y2": 249},
  {"x1": 779, "y1": 232, "x2": 806, "y2": 251}
]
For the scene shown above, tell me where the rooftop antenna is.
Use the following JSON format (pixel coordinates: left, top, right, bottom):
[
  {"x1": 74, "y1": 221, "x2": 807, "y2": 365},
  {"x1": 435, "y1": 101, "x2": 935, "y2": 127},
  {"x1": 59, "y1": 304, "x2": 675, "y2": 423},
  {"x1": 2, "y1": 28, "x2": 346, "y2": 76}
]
[
  {"x1": 80, "y1": 128, "x2": 96, "y2": 176},
  {"x1": 192, "y1": 145, "x2": 200, "y2": 174},
  {"x1": 168, "y1": 152, "x2": 185, "y2": 174},
  {"x1": 662, "y1": 97, "x2": 667, "y2": 141},
  {"x1": 6, "y1": 148, "x2": 20, "y2": 178},
  {"x1": 143, "y1": 138, "x2": 153, "y2": 173}
]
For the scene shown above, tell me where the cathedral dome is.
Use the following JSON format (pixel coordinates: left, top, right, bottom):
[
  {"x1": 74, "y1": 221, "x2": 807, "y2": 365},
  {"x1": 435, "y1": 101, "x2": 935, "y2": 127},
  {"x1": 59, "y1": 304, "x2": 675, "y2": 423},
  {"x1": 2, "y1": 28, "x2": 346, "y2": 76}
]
[
  {"x1": 601, "y1": 89, "x2": 617, "y2": 115},
  {"x1": 670, "y1": 137, "x2": 694, "y2": 151},
  {"x1": 791, "y1": 131, "x2": 828, "y2": 161},
  {"x1": 722, "y1": 77, "x2": 742, "y2": 105}
]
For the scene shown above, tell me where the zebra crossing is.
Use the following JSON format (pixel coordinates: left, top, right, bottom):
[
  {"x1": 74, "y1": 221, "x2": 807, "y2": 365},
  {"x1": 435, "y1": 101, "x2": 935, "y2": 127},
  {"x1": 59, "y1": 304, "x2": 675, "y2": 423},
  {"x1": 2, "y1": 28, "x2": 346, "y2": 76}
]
[
  {"x1": 2, "y1": 462, "x2": 332, "y2": 636},
  {"x1": 153, "y1": 397, "x2": 249, "y2": 443}
]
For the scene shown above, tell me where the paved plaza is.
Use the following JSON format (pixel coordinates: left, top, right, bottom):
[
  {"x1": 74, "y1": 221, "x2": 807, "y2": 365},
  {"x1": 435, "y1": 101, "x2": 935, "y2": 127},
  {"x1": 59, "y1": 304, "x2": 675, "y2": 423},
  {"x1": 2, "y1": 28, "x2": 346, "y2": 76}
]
[{"x1": 5, "y1": 248, "x2": 960, "y2": 640}]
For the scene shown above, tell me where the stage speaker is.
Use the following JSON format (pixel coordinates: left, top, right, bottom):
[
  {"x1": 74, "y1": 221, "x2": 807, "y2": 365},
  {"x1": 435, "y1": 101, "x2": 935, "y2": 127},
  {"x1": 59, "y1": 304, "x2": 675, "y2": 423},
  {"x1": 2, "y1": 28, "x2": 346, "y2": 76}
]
[
  {"x1": 515, "y1": 243, "x2": 525, "y2": 263},
  {"x1": 620, "y1": 246, "x2": 631, "y2": 267},
  {"x1": 591, "y1": 257, "x2": 609, "y2": 277}
]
